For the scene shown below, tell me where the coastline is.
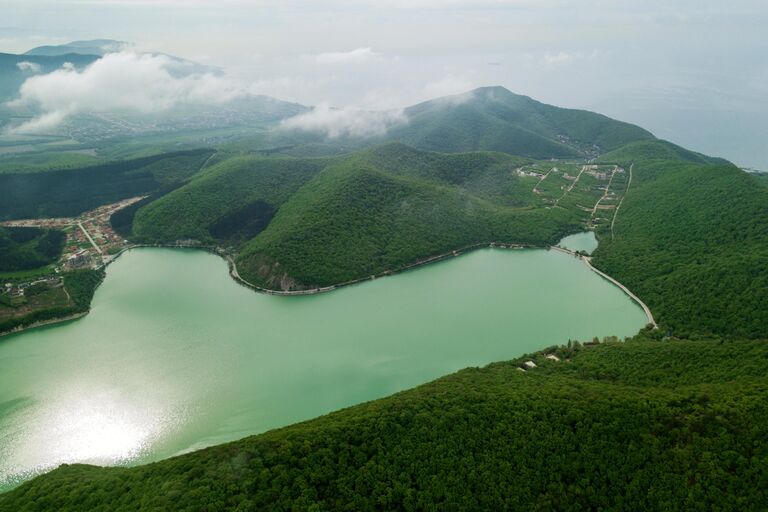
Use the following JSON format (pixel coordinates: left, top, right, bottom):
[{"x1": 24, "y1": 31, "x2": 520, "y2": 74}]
[
  {"x1": 225, "y1": 241, "x2": 532, "y2": 296},
  {"x1": 1, "y1": 238, "x2": 657, "y2": 338},
  {"x1": 0, "y1": 311, "x2": 88, "y2": 338},
  {"x1": 582, "y1": 255, "x2": 657, "y2": 328},
  {"x1": 550, "y1": 245, "x2": 657, "y2": 328}
]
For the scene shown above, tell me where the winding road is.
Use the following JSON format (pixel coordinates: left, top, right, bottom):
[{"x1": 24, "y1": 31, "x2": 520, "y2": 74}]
[
  {"x1": 610, "y1": 163, "x2": 633, "y2": 240},
  {"x1": 550, "y1": 244, "x2": 657, "y2": 328}
]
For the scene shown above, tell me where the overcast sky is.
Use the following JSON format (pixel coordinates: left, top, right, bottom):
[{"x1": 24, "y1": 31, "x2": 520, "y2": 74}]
[{"x1": 2, "y1": 0, "x2": 766, "y2": 168}]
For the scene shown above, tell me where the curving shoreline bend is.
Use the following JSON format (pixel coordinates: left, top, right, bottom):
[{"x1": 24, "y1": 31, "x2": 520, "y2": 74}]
[
  {"x1": 549, "y1": 245, "x2": 656, "y2": 328},
  {"x1": 2, "y1": 239, "x2": 657, "y2": 338}
]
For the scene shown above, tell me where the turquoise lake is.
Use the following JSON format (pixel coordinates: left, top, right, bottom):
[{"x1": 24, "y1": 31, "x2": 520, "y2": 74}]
[{"x1": 0, "y1": 239, "x2": 646, "y2": 490}]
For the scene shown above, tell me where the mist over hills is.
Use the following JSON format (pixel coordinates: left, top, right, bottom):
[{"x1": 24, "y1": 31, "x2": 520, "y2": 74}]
[
  {"x1": 2, "y1": 54, "x2": 768, "y2": 507},
  {"x1": 0, "y1": 52, "x2": 98, "y2": 104},
  {"x1": 387, "y1": 86, "x2": 655, "y2": 158},
  {"x1": 0, "y1": 40, "x2": 219, "y2": 109},
  {"x1": 226, "y1": 86, "x2": 658, "y2": 161},
  {"x1": 24, "y1": 39, "x2": 129, "y2": 57},
  {"x1": 1, "y1": 0, "x2": 766, "y2": 505},
  {"x1": 0, "y1": 38, "x2": 655, "y2": 158},
  {"x1": 0, "y1": 43, "x2": 658, "y2": 173}
]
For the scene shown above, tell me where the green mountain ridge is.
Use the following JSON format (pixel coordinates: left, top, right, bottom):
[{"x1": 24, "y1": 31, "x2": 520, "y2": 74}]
[
  {"x1": 130, "y1": 143, "x2": 580, "y2": 289},
  {"x1": 256, "y1": 86, "x2": 656, "y2": 160},
  {"x1": 0, "y1": 149, "x2": 216, "y2": 220},
  {"x1": 236, "y1": 150, "x2": 574, "y2": 289},
  {"x1": 2, "y1": 88, "x2": 767, "y2": 509},
  {"x1": 24, "y1": 39, "x2": 128, "y2": 57},
  {"x1": 389, "y1": 86, "x2": 655, "y2": 157},
  {"x1": 592, "y1": 140, "x2": 768, "y2": 338}
]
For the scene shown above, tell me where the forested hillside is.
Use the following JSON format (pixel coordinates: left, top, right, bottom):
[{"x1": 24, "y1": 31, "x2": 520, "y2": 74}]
[
  {"x1": 223, "y1": 86, "x2": 656, "y2": 160},
  {"x1": 236, "y1": 146, "x2": 577, "y2": 288},
  {"x1": 132, "y1": 155, "x2": 332, "y2": 242},
  {"x1": 0, "y1": 227, "x2": 64, "y2": 271},
  {"x1": 129, "y1": 144, "x2": 579, "y2": 290},
  {"x1": 593, "y1": 140, "x2": 768, "y2": 338},
  {"x1": 2, "y1": 85, "x2": 767, "y2": 510},
  {"x1": 3, "y1": 333, "x2": 766, "y2": 511},
  {"x1": 387, "y1": 86, "x2": 655, "y2": 157},
  {"x1": 0, "y1": 149, "x2": 214, "y2": 220}
]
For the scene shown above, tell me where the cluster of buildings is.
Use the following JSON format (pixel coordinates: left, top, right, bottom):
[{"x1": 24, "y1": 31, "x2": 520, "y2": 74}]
[
  {"x1": 1, "y1": 277, "x2": 63, "y2": 306},
  {"x1": 516, "y1": 168, "x2": 545, "y2": 178},
  {"x1": 0, "y1": 198, "x2": 143, "y2": 314},
  {"x1": 3, "y1": 197, "x2": 141, "y2": 273},
  {"x1": 585, "y1": 165, "x2": 624, "y2": 181},
  {"x1": 0, "y1": 198, "x2": 146, "y2": 321}
]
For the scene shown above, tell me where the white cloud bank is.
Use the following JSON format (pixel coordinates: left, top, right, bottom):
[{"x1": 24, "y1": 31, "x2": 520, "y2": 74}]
[
  {"x1": 280, "y1": 103, "x2": 406, "y2": 138},
  {"x1": 7, "y1": 50, "x2": 409, "y2": 138},
  {"x1": 7, "y1": 52, "x2": 248, "y2": 133},
  {"x1": 313, "y1": 47, "x2": 380, "y2": 65},
  {"x1": 16, "y1": 61, "x2": 42, "y2": 73}
]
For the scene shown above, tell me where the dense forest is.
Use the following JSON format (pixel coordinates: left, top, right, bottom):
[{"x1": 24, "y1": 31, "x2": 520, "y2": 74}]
[
  {"x1": 593, "y1": 140, "x2": 768, "y2": 339},
  {"x1": 0, "y1": 226, "x2": 65, "y2": 271},
  {"x1": 132, "y1": 155, "x2": 332, "y2": 242},
  {"x1": 218, "y1": 86, "x2": 656, "y2": 160},
  {"x1": 388, "y1": 86, "x2": 655, "y2": 158},
  {"x1": 236, "y1": 149, "x2": 578, "y2": 289},
  {"x1": 129, "y1": 143, "x2": 579, "y2": 289},
  {"x1": 2, "y1": 87, "x2": 767, "y2": 509},
  {"x1": 0, "y1": 149, "x2": 214, "y2": 220},
  {"x1": 3, "y1": 332, "x2": 766, "y2": 511}
]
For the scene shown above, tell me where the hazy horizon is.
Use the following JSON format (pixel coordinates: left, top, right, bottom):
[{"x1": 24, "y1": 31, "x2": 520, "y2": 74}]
[{"x1": 3, "y1": 0, "x2": 766, "y2": 168}]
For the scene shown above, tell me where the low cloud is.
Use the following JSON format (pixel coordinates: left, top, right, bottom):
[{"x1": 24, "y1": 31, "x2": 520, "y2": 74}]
[
  {"x1": 538, "y1": 50, "x2": 600, "y2": 67},
  {"x1": 7, "y1": 52, "x2": 248, "y2": 133},
  {"x1": 543, "y1": 51, "x2": 573, "y2": 65},
  {"x1": 280, "y1": 103, "x2": 406, "y2": 138},
  {"x1": 16, "y1": 61, "x2": 41, "y2": 73},
  {"x1": 313, "y1": 47, "x2": 380, "y2": 65}
]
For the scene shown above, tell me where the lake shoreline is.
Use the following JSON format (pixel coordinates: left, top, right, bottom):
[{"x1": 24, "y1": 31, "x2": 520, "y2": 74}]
[
  {"x1": 1, "y1": 237, "x2": 655, "y2": 338},
  {"x1": 0, "y1": 311, "x2": 89, "y2": 338},
  {"x1": 0, "y1": 241, "x2": 649, "y2": 492},
  {"x1": 550, "y1": 245, "x2": 656, "y2": 327},
  {"x1": 226, "y1": 241, "x2": 535, "y2": 296}
]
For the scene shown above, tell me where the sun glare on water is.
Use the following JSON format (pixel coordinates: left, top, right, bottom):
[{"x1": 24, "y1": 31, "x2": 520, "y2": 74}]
[{"x1": 0, "y1": 385, "x2": 183, "y2": 489}]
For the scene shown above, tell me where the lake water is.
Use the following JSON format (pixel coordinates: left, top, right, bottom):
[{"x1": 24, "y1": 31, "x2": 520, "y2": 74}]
[
  {"x1": 558, "y1": 231, "x2": 598, "y2": 254},
  {"x1": 0, "y1": 243, "x2": 645, "y2": 490}
]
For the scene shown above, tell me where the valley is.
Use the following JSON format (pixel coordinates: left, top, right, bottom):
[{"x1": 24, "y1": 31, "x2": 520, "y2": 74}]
[
  {"x1": 0, "y1": 243, "x2": 648, "y2": 492},
  {"x1": 0, "y1": 80, "x2": 766, "y2": 510}
]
